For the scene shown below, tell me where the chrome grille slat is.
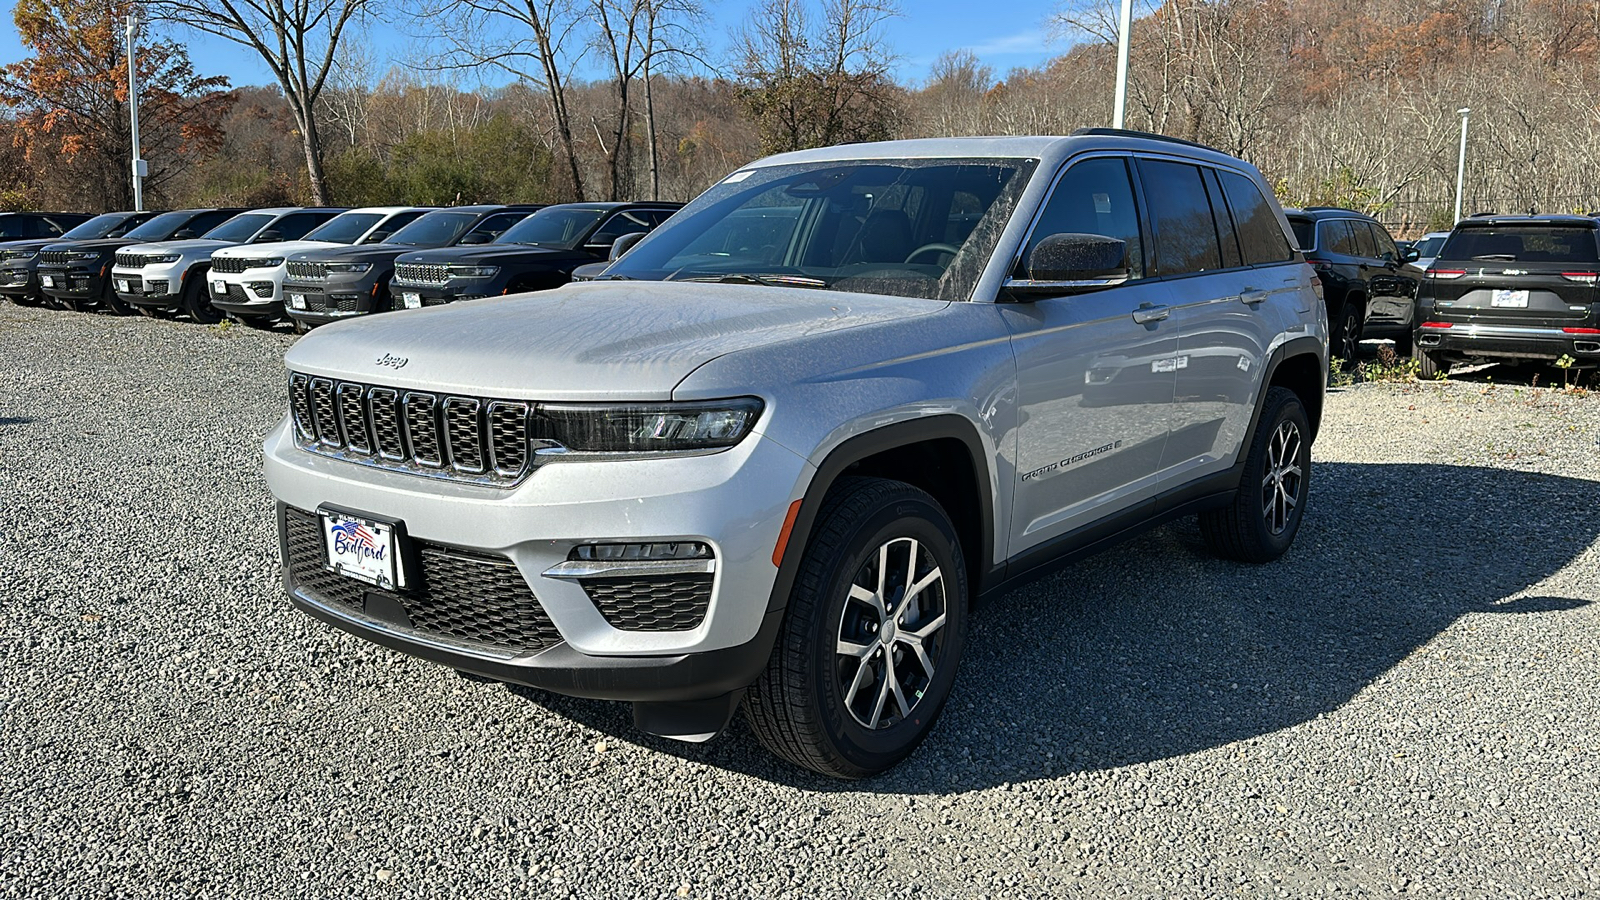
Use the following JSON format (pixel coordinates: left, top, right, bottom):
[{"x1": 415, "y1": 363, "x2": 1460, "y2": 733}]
[
  {"x1": 395, "y1": 263, "x2": 449, "y2": 285},
  {"x1": 38, "y1": 250, "x2": 70, "y2": 266},
  {"x1": 287, "y1": 376, "x2": 532, "y2": 486},
  {"x1": 286, "y1": 261, "x2": 328, "y2": 280},
  {"x1": 444, "y1": 398, "x2": 485, "y2": 474},
  {"x1": 211, "y1": 257, "x2": 249, "y2": 274},
  {"x1": 403, "y1": 393, "x2": 443, "y2": 467},
  {"x1": 337, "y1": 383, "x2": 372, "y2": 454}
]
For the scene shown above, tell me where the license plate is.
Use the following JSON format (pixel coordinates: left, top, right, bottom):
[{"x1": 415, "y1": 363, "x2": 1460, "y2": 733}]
[
  {"x1": 1491, "y1": 289, "x2": 1529, "y2": 308},
  {"x1": 39, "y1": 274, "x2": 53, "y2": 288},
  {"x1": 402, "y1": 291, "x2": 421, "y2": 309},
  {"x1": 320, "y1": 510, "x2": 403, "y2": 590},
  {"x1": 115, "y1": 279, "x2": 129, "y2": 293},
  {"x1": 212, "y1": 279, "x2": 226, "y2": 295},
  {"x1": 288, "y1": 293, "x2": 307, "y2": 310}
]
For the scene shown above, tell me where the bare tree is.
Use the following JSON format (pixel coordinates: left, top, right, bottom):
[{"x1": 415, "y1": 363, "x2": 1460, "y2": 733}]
[{"x1": 148, "y1": 0, "x2": 375, "y2": 204}]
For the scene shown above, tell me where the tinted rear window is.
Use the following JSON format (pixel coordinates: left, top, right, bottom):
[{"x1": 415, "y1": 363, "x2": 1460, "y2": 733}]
[{"x1": 1441, "y1": 226, "x2": 1599, "y2": 264}]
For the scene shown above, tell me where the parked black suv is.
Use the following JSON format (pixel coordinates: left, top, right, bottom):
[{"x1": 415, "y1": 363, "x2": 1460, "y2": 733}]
[
  {"x1": 1413, "y1": 214, "x2": 1600, "y2": 378},
  {"x1": 1, "y1": 211, "x2": 160, "y2": 308},
  {"x1": 389, "y1": 202, "x2": 680, "y2": 309},
  {"x1": 1286, "y1": 207, "x2": 1417, "y2": 359},
  {"x1": 36, "y1": 208, "x2": 244, "y2": 314},
  {"x1": 282, "y1": 205, "x2": 542, "y2": 331},
  {"x1": 0, "y1": 211, "x2": 93, "y2": 241}
]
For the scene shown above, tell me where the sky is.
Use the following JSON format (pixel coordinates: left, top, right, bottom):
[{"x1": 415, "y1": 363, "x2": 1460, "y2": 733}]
[{"x1": 0, "y1": 0, "x2": 1066, "y2": 90}]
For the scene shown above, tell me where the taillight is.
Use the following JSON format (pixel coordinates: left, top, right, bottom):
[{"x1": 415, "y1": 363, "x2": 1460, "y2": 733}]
[
  {"x1": 1427, "y1": 268, "x2": 1466, "y2": 279},
  {"x1": 1419, "y1": 321, "x2": 1454, "y2": 329},
  {"x1": 1561, "y1": 272, "x2": 1599, "y2": 283},
  {"x1": 1306, "y1": 258, "x2": 1332, "y2": 272},
  {"x1": 1562, "y1": 327, "x2": 1600, "y2": 334}
]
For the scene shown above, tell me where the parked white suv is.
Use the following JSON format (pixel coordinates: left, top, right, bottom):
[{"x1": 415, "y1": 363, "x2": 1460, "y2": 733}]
[
  {"x1": 209, "y1": 207, "x2": 433, "y2": 327},
  {"x1": 265, "y1": 131, "x2": 1327, "y2": 777}
]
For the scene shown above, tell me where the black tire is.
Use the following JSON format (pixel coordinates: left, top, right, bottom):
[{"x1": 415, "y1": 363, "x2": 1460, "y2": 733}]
[
  {"x1": 744, "y1": 477, "x2": 969, "y2": 779},
  {"x1": 1330, "y1": 300, "x2": 1362, "y2": 364},
  {"x1": 292, "y1": 318, "x2": 311, "y2": 335},
  {"x1": 231, "y1": 312, "x2": 280, "y2": 329},
  {"x1": 181, "y1": 272, "x2": 221, "y2": 324},
  {"x1": 7, "y1": 292, "x2": 43, "y2": 307},
  {"x1": 39, "y1": 292, "x2": 66, "y2": 311},
  {"x1": 135, "y1": 305, "x2": 173, "y2": 319},
  {"x1": 1416, "y1": 346, "x2": 1447, "y2": 380},
  {"x1": 101, "y1": 279, "x2": 132, "y2": 316},
  {"x1": 1392, "y1": 329, "x2": 1413, "y2": 357},
  {"x1": 1199, "y1": 386, "x2": 1311, "y2": 564}
]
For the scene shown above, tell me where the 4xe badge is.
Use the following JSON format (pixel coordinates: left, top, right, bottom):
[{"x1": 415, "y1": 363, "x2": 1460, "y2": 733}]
[{"x1": 376, "y1": 353, "x2": 408, "y2": 369}]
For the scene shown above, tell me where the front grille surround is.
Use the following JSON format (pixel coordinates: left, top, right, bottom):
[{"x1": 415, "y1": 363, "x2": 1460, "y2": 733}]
[
  {"x1": 37, "y1": 251, "x2": 72, "y2": 266},
  {"x1": 114, "y1": 251, "x2": 147, "y2": 268},
  {"x1": 282, "y1": 506, "x2": 564, "y2": 656},
  {"x1": 210, "y1": 257, "x2": 262, "y2": 274},
  {"x1": 286, "y1": 261, "x2": 328, "y2": 280},
  {"x1": 288, "y1": 375, "x2": 537, "y2": 486},
  {"x1": 395, "y1": 262, "x2": 450, "y2": 285}
]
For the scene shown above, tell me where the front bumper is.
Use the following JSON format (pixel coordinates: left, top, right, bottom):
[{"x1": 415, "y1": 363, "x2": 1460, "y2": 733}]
[
  {"x1": 37, "y1": 266, "x2": 106, "y2": 301},
  {"x1": 389, "y1": 280, "x2": 505, "y2": 309},
  {"x1": 0, "y1": 264, "x2": 36, "y2": 297},
  {"x1": 282, "y1": 276, "x2": 384, "y2": 324},
  {"x1": 112, "y1": 264, "x2": 187, "y2": 310},
  {"x1": 210, "y1": 269, "x2": 283, "y2": 317},
  {"x1": 263, "y1": 417, "x2": 810, "y2": 701},
  {"x1": 1417, "y1": 322, "x2": 1600, "y2": 363}
]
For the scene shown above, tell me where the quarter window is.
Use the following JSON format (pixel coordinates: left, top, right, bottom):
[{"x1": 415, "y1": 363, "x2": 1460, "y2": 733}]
[
  {"x1": 1139, "y1": 159, "x2": 1223, "y2": 276},
  {"x1": 1220, "y1": 171, "x2": 1295, "y2": 265},
  {"x1": 1202, "y1": 168, "x2": 1242, "y2": 269},
  {"x1": 1022, "y1": 156, "x2": 1144, "y2": 280}
]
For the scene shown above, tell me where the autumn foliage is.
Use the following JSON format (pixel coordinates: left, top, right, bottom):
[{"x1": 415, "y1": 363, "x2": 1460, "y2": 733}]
[{"x1": 0, "y1": 0, "x2": 234, "y2": 210}]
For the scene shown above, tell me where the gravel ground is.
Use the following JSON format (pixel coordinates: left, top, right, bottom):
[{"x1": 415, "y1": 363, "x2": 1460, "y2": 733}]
[{"x1": 2, "y1": 303, "x2": 1598, "y2": 899}]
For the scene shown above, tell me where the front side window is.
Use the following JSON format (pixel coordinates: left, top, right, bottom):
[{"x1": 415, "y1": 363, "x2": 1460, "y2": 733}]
[
  {"x1": 604, "y1": 157, "x2": 1038, "y2": 301},
  {"x1": 460, "y1": 212, "x2": 529, "y2": 244},
  {"x1": 1139, "y1": 159, "x2": 1223, "y2": 276},
  {"x1": 62, "y1": 214, "x2": 137, "y2": 240},
  {"x1": 1020, "y1": 156, "x2": 1144, "y2": 280},
  {"x1": 1220, "y1": 171, "x2": 1295, "y2": 265}
]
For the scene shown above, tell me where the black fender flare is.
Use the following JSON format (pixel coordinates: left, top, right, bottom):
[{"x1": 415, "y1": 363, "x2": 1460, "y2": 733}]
[{"x1": 1235, "y1": 334, "x2": 1326, "y2": 466}]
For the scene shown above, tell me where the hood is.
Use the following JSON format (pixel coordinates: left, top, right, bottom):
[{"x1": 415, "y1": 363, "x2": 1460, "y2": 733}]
[
  {"x1": 119, "y1": 239, "x2": 230, "y2": 259},
  {"x1": 396, "y1": 245, "x2": 589, "y2": 267},
  {"x1": 292, "y1": 245, "x2": 409, "y2": 264},
  {"x1": 285, "y1": 280, "x2": 946, "y2": 401},
  {"x1": 214, "y1": 239, "x2": 335, "y2": 260},
  {"x1": 40, "y1": 237, "x2": 132, "y2": 255}
]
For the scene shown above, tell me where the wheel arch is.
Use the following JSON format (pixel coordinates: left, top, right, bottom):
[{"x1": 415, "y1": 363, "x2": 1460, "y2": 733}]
[{"x1": 1235, "y1": 336, "x2": 1326, "y2": 465}]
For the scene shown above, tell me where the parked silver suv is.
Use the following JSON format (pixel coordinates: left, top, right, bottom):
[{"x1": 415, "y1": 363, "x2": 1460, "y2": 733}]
[{"x1": 265, "y1": 131, "x2": 1327, "y2": 777}]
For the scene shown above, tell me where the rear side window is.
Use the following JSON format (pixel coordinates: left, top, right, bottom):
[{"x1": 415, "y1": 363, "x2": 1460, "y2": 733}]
[
  {"x1": 1439, "y1": 226, "x2": 1600, "y2": 264},
  {"x1": 1138, "y1": 159, "x2": 1222, "y2": 276},
  {"x1": 1221, "y1": 172, "x2": 1295, "y2": 265},
  {"x1": 1024, "y1": 156, "x2": 1145, "y2": 279}
]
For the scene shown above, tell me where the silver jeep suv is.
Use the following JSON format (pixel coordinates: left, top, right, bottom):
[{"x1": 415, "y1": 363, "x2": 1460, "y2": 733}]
[{"x1": 265, "y1": 130, "x2": 1326, "y2": 778}]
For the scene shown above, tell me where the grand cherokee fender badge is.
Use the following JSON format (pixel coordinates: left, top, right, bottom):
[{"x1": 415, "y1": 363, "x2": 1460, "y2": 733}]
[
  {"x1": 1020, "y1": 440, "x2": 1124, "y2": 482},
  {"x1": 376, "y1": 353, "x2": 409, "y2": 369}
]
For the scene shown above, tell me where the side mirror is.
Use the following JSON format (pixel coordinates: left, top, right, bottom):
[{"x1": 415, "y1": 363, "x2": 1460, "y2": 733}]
[
  {"x1": 569, "y1": 262, "x2": 611, "y2": 282},
  {"x1": 608, "y1": 231, "x2": 647, "y2": 260},
  {"x1": 459, "y1": 232, "x2": 492, "y2": 245},
  {"x1": 173, "y1": 228, "x2": 197, "y2": 240},
  {"x1": 584, "y1": 232, "x2": 620, "y2": 254},
  {"x1": 1402, "y1": 247, "x2": 1421, "y2": 262},
  {"x1": 1004, "y1": 233, "x2": 1130, "y2": 298},
  {"x1": 253, "y1": 230, "x2": 281, "y2": 243},
  {"x1": 361, "y1": 231, "x2": 391, "y2": 244}
]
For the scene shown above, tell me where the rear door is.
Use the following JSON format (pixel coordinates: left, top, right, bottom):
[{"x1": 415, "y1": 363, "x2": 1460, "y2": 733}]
[{"x1": 1426, "y1": 224, "x2": 1599, "y2": 326}]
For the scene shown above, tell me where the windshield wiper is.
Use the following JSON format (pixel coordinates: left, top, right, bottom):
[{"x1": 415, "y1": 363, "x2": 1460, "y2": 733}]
[
  {"x1": 1471, "y1": 254, "x2": 1517, "y2": 261},
  {"x1": 675, "y1": 273, "x2": 829, "y2": 288}
]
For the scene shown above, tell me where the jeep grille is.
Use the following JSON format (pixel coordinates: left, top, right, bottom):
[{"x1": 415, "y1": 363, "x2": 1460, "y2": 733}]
[
  {"x1": 395, "y1": 262, "x2": 449, "y2": 285},
  {"x1": 286, "y1": 261, "x2": 327, "y2": 280}
]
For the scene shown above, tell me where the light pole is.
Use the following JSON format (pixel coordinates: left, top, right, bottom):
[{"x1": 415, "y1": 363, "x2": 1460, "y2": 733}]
[
  {"x1": 1453, "y1": 107, "x2": 1470, "y2": 224},
  {"x1": 1112, "y1": 0, "x2": 1134, "y2": 128},
  {"x1": 125, "y1": 7, "x2": 145, "y2": 211}
]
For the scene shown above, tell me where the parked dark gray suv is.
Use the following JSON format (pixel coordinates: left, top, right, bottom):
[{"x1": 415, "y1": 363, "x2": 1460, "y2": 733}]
[
  {"x1": 266, "y1": 130, "x2": 1327, "y2": 777},
  {"x1": 1286, "y1": 207, "x2": 1417, "y2": 359}
]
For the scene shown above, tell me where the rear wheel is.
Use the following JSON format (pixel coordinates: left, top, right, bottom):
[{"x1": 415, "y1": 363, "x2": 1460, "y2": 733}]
[
  {"x1": 1416, "y1": 346, "x2": 1448, "y2": 380},
  {"x1": 744, "y1": 477, "x2": 968, "y2": 778},
  {"x1": 1199, "y1": 387, "x2": 1311, "y2": 563}
]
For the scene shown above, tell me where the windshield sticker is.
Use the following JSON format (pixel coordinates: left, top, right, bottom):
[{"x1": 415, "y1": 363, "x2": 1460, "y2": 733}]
[{"x1": 723, "y1": 170, "x2": 756, "y2": 183}]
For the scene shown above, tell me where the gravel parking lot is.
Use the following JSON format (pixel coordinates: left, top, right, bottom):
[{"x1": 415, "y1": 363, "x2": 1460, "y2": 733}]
[{"x1": 2, "y1": 303, "x2": 1598, "y2": 899}]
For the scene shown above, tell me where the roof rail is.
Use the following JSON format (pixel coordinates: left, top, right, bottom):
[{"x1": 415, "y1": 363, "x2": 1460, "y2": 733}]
[
  {"x1": 1302, "y1": 206, "x2": 1366, "y2": 215},
  {"x1": 1070, "y1": 127, "x2": 1217, "y2": 152}
]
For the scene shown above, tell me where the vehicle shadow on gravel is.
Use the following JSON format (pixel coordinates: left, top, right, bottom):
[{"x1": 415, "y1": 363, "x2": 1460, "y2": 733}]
[
  {"x1": 0, "y1": 416, "x2": 34, "y2": 427},
  {"x1": 510, "y1": 462, "x2": 1597, "y2": 793}
]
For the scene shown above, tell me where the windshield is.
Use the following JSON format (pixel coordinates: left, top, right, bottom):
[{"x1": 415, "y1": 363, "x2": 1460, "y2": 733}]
[
  {"x1": 1440, "y1": 226, "x2": 1599, "y2": 263},
  {"x1": 604, "y1": 157, "x2": 1038, "y2": 301},
  {"x1": 304, "y1": 212, "x2": 384, "y2": 244},
  {"x1": 202, "y1": 213, "x2": 275, "y2": 242},
  {"x1": 62, "y1": 213, "x2": 136, "y2": 240},
  {"x1": 125, "y1": 212, "x2": 197, "y2": 241},
  {"x1": 1289, "y1": 219, "x2": 1315, "y2": 251},
  {"x1": 385, "y1": 211, "x2": 482, "y2": 246},
  {"x1": 1412, "y1": 236, "x2": 1446, "y2": 259},
  {"x1": 497, "y1": 207, "x2": 606, "y2": 248}
]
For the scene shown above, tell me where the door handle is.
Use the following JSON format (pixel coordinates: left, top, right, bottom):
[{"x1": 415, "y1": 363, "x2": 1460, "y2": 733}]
[
  {"x1": 1131, "y1": 304, "x2": 1169, "y2": 324},
  {"x1": 1239, "y1": 289, "x2": 1269, "y2": 305}
]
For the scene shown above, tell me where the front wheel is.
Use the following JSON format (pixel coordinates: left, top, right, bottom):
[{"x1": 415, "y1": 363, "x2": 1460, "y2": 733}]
[
  {"x1": 1199, "y1": 386, "x2": 1311, "y2": 563},
  {"x1": 181, "y1": 272, "x2": 221, "y2": 324},
  {"x1": 744, "y1": 477, "x2": 969, "y2": 778}
]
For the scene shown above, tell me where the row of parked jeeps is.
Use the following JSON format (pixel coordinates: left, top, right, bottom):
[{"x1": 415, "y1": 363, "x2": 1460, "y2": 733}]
[{"x1": 0, "y1": 202, "x2": 681, "y2": 330}]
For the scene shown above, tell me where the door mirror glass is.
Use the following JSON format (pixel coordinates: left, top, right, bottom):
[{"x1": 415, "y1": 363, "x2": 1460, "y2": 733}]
[
  {"x1": 172, "y1": 228, "x2": 196, "y2": 240},
  {"x1": 608, "y1": 231, "x2": 647, "y2": 260},
  {"x1": 459, "y1": 231, "x2": 492, "y2": 245},
  {"x1": 1402, "y1": 247, "x2": 1421, "y2": 262},
  {"x1": 253, "y1": 229, "x2": 281, "y2": 243}
]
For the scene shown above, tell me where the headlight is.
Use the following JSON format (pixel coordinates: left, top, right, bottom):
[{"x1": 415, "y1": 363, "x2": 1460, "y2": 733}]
[
  {"x1": 447, "y1": 265, "x2": 500, "y2": 279},
  {"x1": 146, "y1": 253, "x2": 182, "y2": 264},
  {"x1": 3, "y1": 249, "x2": 37, "y2": 261},
  {"x1": 66, "y1": 251, "x2": 103, "y2": 262},
  {"x1": 531, "y1": 398, "x2": 763, "y2": 456},
  {"x1": 253, "y1": 257, "x2": 285, "y2": 268},
  {"x1": 326, "y1": 262, "x2": 372, "y2": 274}
]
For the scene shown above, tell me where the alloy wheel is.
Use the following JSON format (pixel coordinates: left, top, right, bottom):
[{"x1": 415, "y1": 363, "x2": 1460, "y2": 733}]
[
  {"x1": 834, "y1": 537, "x2": 949, "y2": 730},
  {"x1": 1261, "y1": 420, "x2": 1304, "y2": 535}
]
